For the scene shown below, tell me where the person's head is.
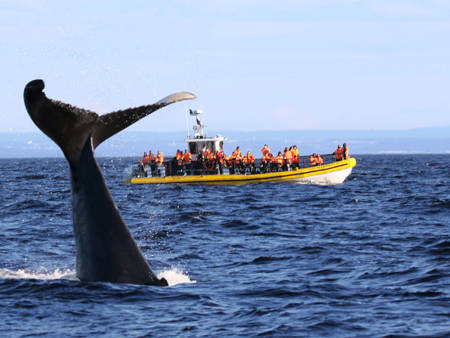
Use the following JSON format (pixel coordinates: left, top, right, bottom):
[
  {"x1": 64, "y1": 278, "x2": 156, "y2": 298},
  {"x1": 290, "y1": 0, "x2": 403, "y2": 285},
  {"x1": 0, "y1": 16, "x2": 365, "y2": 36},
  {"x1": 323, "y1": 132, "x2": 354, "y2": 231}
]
[{"x1": 343, "y1": 143, "x2": 347, "y2": 147}]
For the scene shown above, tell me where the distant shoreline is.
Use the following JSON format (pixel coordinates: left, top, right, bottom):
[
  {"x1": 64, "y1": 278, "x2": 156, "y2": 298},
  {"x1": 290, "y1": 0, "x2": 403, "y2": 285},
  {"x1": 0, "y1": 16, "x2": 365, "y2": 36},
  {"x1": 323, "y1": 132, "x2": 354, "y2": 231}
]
[{"x1": 1, "y1": 128, "x2": 449, "y2": 158}]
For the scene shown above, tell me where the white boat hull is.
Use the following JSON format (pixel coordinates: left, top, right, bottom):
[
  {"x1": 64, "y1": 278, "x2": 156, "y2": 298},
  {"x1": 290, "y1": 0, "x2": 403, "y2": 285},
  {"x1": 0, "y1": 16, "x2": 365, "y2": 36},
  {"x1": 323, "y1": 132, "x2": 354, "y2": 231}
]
[{"x1": 293, "y1": 167, "x2": 353, "y2": 185}]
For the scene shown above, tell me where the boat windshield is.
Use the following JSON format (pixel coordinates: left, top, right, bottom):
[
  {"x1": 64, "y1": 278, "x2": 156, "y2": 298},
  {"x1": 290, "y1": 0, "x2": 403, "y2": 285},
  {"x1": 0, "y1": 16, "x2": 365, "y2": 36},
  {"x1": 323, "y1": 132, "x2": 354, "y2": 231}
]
[{"x1": 189, "y1": 140, "x2": 218, "y2": 155}]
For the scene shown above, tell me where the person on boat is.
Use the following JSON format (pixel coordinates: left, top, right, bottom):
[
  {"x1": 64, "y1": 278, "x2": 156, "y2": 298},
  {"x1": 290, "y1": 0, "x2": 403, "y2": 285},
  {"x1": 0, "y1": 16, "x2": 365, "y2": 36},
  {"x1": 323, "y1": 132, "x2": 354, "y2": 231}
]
[
  {"x1": 183, "y1": 149, "x2": 192, "y2": 175},
  {"x1": 342, "y1": 143, "x2": 349, "y2": 160},
  {"x1": 243, "y1": 150, "x2": 255, "y2": 174},
  {"x1": 309, "y1": 154, "x2": 316, "y2": 167},
  {"x1": 261, "y1": 144, "x2": 270, "y2": 157},
  {"x1": 315, "y1": 153, "x2": 324, "y2": 166},
  {"x1": 292, "y1": 145, "x2": 299, "y2": 169},
  {"x1": 215, "y1": 149, "x2": 224, "y2": 174},
  {"x1": 175, "y1": 149, "x2": 184, "y2": 175},
  {"x1": 224, "y1": 155, "x2": 234, "y2": 174},
  {"x1": 333, "y1": 145, "x2": 342, "y2": 161},
  {"x1": 201, "y1": 146, "x2": 211, "y2": 174},
  {"x1": 208, "y1": 150, "x2": 216, "y2": 174},
  {"x1": 148, "y1": 150, "x2": 156, "y2": 176},
  {"x1": 274, "y1": 151, "x2": 284, "y2": 171},
  {"x1": 155, "y1": 151, "x2": 164, "y2": 176},
  {"x1": 260, "y1": 151, "x2": 271, "y2": 173},
  {"x1": 232, "y1": 150, "x2": 243, "y2": 174},
  {"x1": 232, "y1": 146, "x2": 242, "y2": 158},
  {"x1": 284, "y1": 147, "x2": 293, "y2": 171},
  {"x1": 141, "y1": 152, "x2": 149, "y2": 166}
]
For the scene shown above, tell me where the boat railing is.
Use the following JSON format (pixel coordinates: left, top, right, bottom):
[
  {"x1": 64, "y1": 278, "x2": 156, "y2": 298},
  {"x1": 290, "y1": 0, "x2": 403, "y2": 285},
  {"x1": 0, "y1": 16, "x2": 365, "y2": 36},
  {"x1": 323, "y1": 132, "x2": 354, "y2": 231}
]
[{"x1": 133, "y1": 153, "x2": 340, "y2": 178}]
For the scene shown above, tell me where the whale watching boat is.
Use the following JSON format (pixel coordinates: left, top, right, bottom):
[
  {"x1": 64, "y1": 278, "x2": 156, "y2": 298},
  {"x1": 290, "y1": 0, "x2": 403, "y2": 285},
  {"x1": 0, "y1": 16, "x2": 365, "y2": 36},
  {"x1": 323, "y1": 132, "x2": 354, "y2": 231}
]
[{"x1": 126, "y1": 109, "x2": 356, "y2": 185}]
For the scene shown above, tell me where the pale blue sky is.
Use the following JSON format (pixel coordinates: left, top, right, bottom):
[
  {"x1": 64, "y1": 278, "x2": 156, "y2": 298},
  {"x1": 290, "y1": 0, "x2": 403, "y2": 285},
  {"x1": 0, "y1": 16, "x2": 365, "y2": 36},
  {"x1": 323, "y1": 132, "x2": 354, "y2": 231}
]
[{"x1": 1, "y1": 0, "x2": 449, "y2": 132}]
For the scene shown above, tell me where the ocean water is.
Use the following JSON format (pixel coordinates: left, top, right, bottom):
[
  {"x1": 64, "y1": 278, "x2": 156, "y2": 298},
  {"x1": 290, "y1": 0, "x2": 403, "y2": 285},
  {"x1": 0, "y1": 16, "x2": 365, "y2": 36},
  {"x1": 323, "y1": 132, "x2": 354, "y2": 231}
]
[{"x1": 0, "y1": 155, "x2": 449, "y2": 337}]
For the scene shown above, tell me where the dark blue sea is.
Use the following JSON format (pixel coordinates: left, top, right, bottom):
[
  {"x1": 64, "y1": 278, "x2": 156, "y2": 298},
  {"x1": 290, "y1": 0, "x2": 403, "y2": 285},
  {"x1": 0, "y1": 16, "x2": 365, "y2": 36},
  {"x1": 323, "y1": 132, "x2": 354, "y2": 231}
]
[{"x1": 0, "y1": 155, "x2": 449, "y2": 337}]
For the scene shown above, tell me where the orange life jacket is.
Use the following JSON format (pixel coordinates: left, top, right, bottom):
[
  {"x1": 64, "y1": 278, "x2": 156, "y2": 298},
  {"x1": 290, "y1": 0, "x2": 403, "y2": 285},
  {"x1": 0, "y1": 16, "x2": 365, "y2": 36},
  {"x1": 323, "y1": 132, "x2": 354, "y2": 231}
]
[
  {"x1": 232, "y1": 148, "x2": 242, "y2": 158},
  {"x1": 275, "y1": 155, "x2": 284, "y2": 166},
  {"x1": 141, "y1": 155, "x2": 149, "y2": 166},
  {"x1": 343, "y1": 146, "x2": 349, "y2": 159},
  {"x1": 334, "y1": 147, "x2": 342, "y2": 160},
  {"x1": 183, "y1": 152, "x2": 192, "y2": 164},
  {"x1": 202, "y1": 149, "x2": 211, "y2": 160},
  {"x1": 284, "y1": 151, "x2": 293, "y2": 164},
  {"x1": 148, "y1": 152, "x2": 155, "y2": 163},
  {"x1": 175, "y1": 151, "x2": 183, "y2": 165},
  {"x1": 315, "y1": 155, "x2": 323, "y2": 165},
  {"x1": 234, "y1": 155, "x2": 242, "y2": 165},
  {"x1": 215, "y1": 150, "x2": 224, "y2": 163},
  {"x1": 309, "y1": 156, "x2": 315, "y2": 166},
  {"x1": 156, "y1": 153, "x2": 164, "y2": 165}
]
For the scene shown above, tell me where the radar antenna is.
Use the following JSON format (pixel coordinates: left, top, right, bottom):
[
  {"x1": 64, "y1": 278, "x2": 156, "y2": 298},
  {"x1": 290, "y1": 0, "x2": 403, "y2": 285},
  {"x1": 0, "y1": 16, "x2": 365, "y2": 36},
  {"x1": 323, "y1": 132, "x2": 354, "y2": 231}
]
[{"x1": 189, "y1": 109, "x2": 205, "y2": 138}]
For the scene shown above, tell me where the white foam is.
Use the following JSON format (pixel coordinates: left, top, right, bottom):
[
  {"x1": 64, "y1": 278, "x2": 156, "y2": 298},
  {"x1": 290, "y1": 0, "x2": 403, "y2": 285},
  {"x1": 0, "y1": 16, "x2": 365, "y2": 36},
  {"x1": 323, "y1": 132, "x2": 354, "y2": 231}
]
[
  {"x1": 157, "y1": 267, "x2": 196, "y2": 286},
  {"x1": 0, "y1": 267, "x2": 195, "y2": 286},
  {"x1": 0, "y1": 268, "x2": 75, "y2": 280}
]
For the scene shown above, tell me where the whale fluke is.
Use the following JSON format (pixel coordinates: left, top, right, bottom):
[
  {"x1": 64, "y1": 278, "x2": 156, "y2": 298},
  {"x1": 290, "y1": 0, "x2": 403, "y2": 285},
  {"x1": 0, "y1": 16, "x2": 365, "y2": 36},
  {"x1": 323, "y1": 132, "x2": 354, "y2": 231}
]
[
  {"x1": 92, "y1": 92, "x2": 195, "y2": 149},
  {"x1": 23, "y1": 79, "x2": 195, "y2": 285}
]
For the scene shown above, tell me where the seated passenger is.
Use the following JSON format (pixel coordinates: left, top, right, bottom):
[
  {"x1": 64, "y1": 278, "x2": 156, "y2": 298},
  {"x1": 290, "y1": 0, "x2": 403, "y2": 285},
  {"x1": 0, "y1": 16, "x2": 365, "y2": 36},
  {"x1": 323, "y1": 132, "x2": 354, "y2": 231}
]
[
  {"x1": 275, "y1": 151, "x2": 284, "y2": 171},
  {"x1": 315, "y1": 154, "x2": 323, "y2": 165},
  {"x1": 243, "y1": 151, "x2": 256, "y2": 174},
  {"x1": 223, "y1": 155, "x2": 234, "y2": 174},
  {"x1": 309, "y1": 154, "x2": 316, "y2": 167}
]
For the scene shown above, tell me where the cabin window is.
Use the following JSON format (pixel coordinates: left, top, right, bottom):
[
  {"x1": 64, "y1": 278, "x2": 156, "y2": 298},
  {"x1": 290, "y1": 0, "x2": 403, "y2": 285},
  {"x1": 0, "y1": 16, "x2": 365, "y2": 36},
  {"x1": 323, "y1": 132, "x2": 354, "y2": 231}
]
[{"x1": 189, "y1": 142, "x2": 197, "y2": 154}]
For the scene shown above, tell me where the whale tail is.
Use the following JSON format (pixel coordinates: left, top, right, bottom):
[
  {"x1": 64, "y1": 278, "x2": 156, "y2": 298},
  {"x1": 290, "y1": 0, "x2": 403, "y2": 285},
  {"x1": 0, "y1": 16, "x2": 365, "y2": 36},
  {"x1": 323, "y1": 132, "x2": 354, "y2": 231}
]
[
  {"x1": 23, "y1": 79, "x2": 195, "y2": 286},
  {"x1": 24, "y1": 79, "x2": 195, "y2": 163}
]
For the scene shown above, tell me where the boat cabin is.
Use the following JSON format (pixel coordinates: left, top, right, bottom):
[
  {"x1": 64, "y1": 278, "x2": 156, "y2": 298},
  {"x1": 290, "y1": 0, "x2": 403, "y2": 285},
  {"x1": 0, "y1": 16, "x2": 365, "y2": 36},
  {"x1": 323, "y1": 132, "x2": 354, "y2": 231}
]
[{"x1": 186, "y1": 109, "x2": 226, "y2": 161}]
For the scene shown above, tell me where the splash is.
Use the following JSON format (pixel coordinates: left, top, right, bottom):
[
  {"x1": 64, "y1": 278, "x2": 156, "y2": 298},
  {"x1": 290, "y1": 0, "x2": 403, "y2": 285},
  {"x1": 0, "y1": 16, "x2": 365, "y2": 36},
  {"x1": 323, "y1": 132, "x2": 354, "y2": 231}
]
[
  {"x1": 0, "y1": 268, "x2": 75, "y2": 280},
  {"x1": 0, "y1": 267, "x2": 195, "y2": 286},
  {"x1": 157, "y1": 267, "x2": 196, "y2": 286}
]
